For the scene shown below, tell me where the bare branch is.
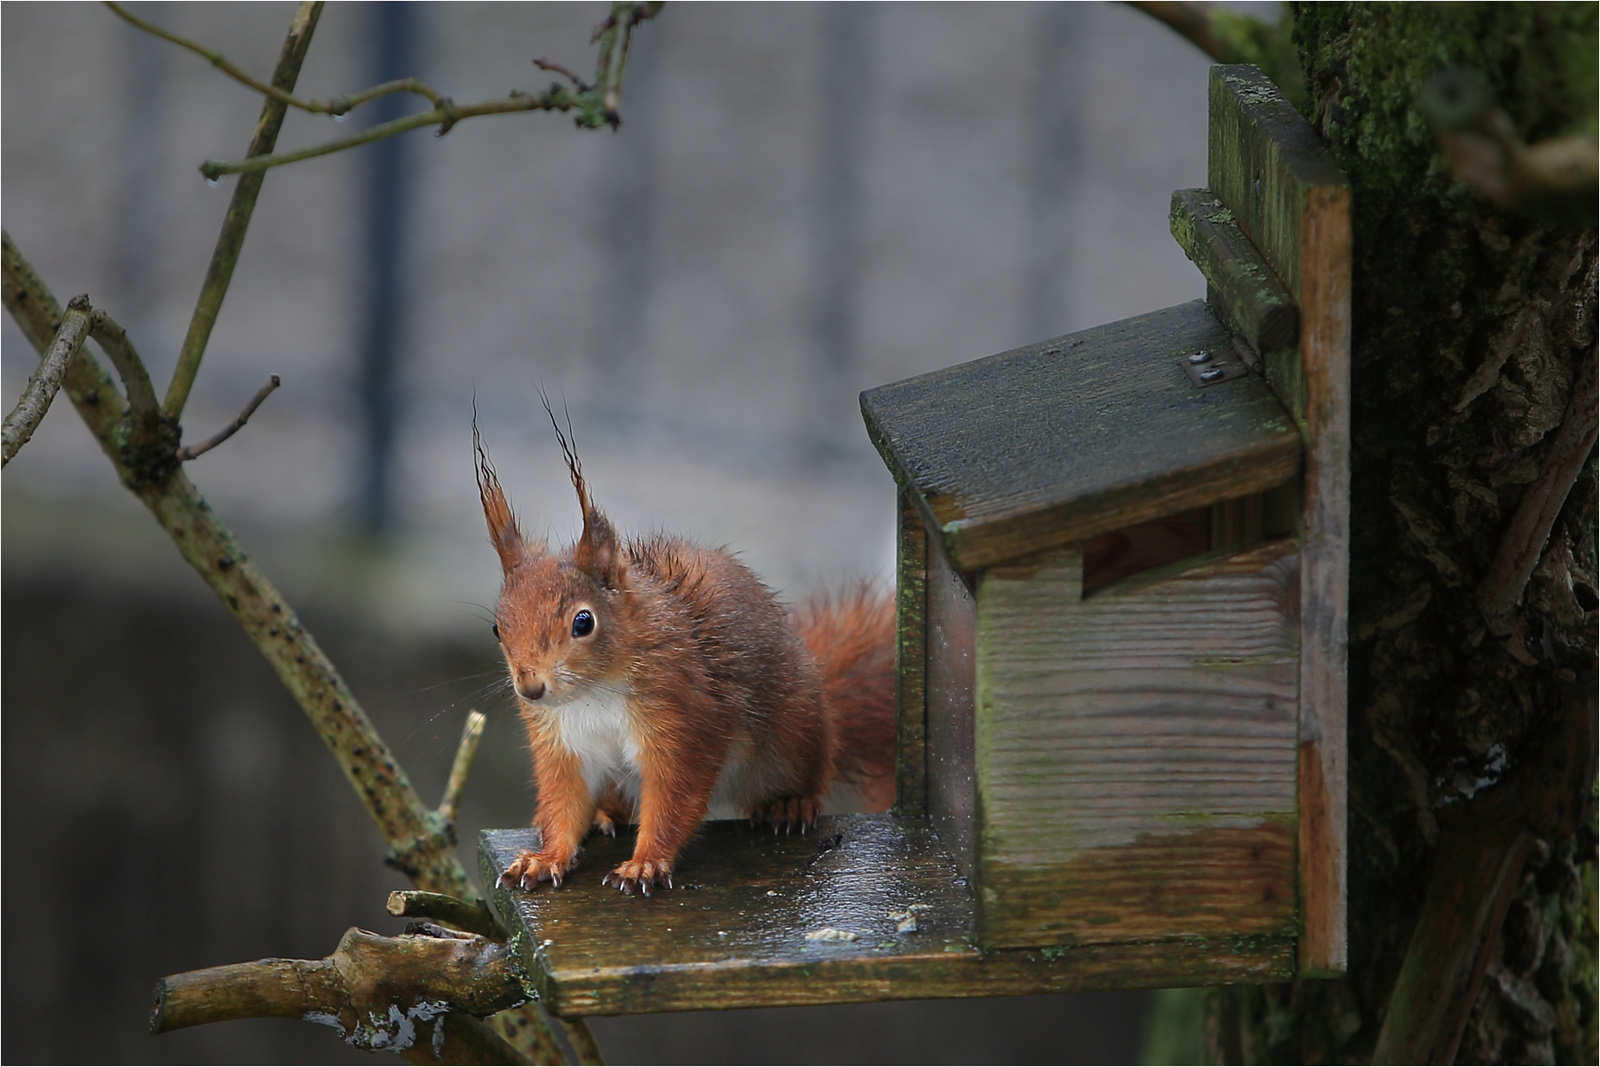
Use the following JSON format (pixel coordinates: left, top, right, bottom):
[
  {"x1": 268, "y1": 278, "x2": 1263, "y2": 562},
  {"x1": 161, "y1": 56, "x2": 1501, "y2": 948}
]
[
  {"x1": 555, "y1": 1017, "x2": 605, "y2": 1067},
  {"x1": 1478, "y1": 351, "x2": 1599, "y2": 635},
  {"x1": 388, "y1": 889, "x2": 507, "y2": 941},
  {"x1": 534, "y1": 58, "x2": 593, "y2": 93},
  {"x1": 2, "y1": 295, "x2": 91, "y2": 467},
  {"x1": 164, "y1": 1, "x2": 322, "y2": 421},
  {"x1": 1124, "y1": 1, "x2": 1304, "y2": 106},
  {"x1": 150, "y1": 927, "x2": 532, "y2": 1063},
  {"x1": 197, "y1": 1, "x2": 664, "y2": 181},
  {"x1": 2, "y1": 229, "x2": 469, "y2": 897},
  {"x1": 1126, "y1": 1, "x2": 1227, "y2": 58},
  {"x1": 106, "y1": 2, "x2": 442, "y2": 117},
  {"x1": 1371, "y1": 689, "x2": 1594, "y2": 1062},
  {"x1": 1, "y1": 233, "x2": 125, "y2": 454},
  {"x1": 88, "y1": 308, "x2": 158, "y2": 415},
  {"x1": 174, "y1": 374, "x2": 281, "y2": 461},
  {"x1": 3, "y1": 239, "x2": 598, "y2": 1062},
  {"x1": 199, "y1": 92, "x2": 579, "y2": 180},
  {"x1": 439, "y1": 710, "x2": 488, "y2": 825},
  {"x1": 6, "y1": 92, "x2": 577, "y2": 1067},
  {"x1": 590, "y1": 2, "x2": 663, "y2": 121},
  {"x1": 1422, "y1": 68, "x2": 1599, "y2": 226}
]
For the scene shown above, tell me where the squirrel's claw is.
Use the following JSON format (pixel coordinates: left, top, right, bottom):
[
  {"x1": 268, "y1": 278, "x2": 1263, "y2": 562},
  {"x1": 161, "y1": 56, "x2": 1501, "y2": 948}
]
[
  {"x1": 604, "y1": 858, "x2": 672, "y2": 896},
  {"x1": 504, "y1": 848, "x2": 574, "y2": 892}
]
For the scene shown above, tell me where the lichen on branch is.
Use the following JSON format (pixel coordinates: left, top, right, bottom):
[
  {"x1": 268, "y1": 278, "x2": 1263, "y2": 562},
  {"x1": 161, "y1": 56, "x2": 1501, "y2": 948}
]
[{"x1": 1, "y1": 294, "x2": 91, "y2": 467}]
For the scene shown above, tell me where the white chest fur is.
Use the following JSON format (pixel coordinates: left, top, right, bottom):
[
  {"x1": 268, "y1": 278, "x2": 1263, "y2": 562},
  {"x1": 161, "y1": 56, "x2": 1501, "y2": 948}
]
[{"x1": 547, "y1": 689, "x2": 641, "y2": 801}]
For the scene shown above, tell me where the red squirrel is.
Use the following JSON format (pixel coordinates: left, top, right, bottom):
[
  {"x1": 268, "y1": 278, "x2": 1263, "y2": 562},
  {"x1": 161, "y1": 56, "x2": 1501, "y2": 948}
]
[{"x1": 477, "y1": 408, "x2": 896, "y2": 895}]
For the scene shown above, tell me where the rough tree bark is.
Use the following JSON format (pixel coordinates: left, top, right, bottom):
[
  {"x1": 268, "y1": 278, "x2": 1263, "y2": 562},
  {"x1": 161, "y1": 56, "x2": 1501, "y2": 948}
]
[{"x1": 1203, "y1": 5, "x2": 1598, "y2": 1064}]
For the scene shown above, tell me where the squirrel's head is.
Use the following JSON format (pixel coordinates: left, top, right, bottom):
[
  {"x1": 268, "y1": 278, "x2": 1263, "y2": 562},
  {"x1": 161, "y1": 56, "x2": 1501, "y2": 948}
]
[{"x1": 475, "y1": 401, "x2": 629, "y2": 707}]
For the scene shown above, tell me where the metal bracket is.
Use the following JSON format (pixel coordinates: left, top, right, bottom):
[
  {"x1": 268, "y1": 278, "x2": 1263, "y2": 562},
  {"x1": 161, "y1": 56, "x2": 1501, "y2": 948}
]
[{"x1": 1180, "y1": 345, "x2": 1249, "y2": 387}]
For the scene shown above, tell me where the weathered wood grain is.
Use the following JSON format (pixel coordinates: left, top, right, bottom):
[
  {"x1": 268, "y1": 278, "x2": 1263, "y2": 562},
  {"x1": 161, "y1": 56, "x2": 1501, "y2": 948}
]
[
  {"x1": 1210, "y1": 63, "x2": 1350, "y2": 976},
  {"x1": 983, "y1": 820, "x2": 1296, "y2": 945},
  {"x1": 482, "y1": 819, "x2": 1296, "y2": 1017},
  {"x1": 894, "y1": 492, "x2": 929, "y2": 815},
  {"x1": 925, "y1": 534, "x2": 977, "y2": 882},
  {"x1": 1295, "y1": 179, "x2": 1351, "y2": 979},
  {"x1": 1170, "y1": 187, "x2": 1298, "y2": 354},
  {"x1": 1207, "y1": 66, "x2": 1346, "y2": 308},
  {"x1": 974, "y1": 539, "x2": 1301, "y2": 949},
  {"x1": 861, "y1": 299, "x2": 1303, "y2": 572}
]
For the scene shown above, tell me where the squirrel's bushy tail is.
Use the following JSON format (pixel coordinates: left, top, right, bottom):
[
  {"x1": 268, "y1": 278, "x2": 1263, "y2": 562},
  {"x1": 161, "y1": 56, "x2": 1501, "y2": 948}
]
[{"x1": 795, "y1": 586, "x2": 897, "y2": 812}]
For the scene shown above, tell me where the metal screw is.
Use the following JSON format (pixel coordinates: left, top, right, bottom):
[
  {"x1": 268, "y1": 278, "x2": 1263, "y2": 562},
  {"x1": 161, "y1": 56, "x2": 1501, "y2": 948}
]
[
  {"x1": 1188, "y1": 350, "x2": 1212, "y2": 364},
  {"x1": 1199, "y1": 366, "x2": 1225, "y2": 382}
]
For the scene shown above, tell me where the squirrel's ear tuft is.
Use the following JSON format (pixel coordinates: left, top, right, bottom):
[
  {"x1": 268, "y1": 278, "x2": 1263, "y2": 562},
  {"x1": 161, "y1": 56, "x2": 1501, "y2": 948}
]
[
  {"x1": 474, "y1": 420, "x2": 532, "y2": 574},
  {"x1": 541, "y1": 388, "x2": 628, "y2": 589},
  {"x1": 575, "y1": 508, "x2": 628, "y2": 590}
]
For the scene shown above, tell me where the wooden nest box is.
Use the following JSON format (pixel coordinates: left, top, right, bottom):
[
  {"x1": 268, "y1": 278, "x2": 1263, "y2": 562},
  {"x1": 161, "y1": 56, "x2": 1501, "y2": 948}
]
[
  {"x1": 860, "y1": 64, "x2": 1350, "y2": 979},
  {"x1": 483, "y1": 67, "x2": 1349, "y2": 1018}
]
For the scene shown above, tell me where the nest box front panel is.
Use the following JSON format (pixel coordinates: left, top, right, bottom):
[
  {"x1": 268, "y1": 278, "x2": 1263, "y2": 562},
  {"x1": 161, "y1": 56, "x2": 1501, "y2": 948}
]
[{"x1": 974, "y1": 539, "x2": 1300, "y2": 950}]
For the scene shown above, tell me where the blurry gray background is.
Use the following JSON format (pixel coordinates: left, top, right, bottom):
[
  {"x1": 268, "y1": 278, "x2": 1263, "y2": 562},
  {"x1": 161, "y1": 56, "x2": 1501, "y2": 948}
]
[{"x1": 2, "y1": 2, "x2": 1269, "y2": 1062}]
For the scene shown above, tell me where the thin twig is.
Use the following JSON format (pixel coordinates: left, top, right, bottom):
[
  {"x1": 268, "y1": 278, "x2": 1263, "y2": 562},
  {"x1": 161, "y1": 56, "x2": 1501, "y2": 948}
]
[
  {"x1": 175, "y1": 374, "x2": 281, "y2": 461},
  {"x1": 534, "y1": 58, "x2": 593, "y2": 93},
  {"x1": 591, "y1": 2, "x2": 661, "y2": 122},
  {"x1": 198, "y1": 1, "x2": 663, "y2": 180},
  {"x1": 388, "y1": 889, "x2": 507, "y2": 941},
  {"x1": 88, "y1": 308, "x2": 158, "y2": 415},
  {"x1": 1, "y1": 233, "x2": 124, "y2": 451},
  {"x1": 439, "y1": 710, "x2": 488, "y2": 825},
  {"x1": 106, "y1": 2, "x2": 441, "y2": 115},
  {"x1": 1126, "y1": 1, "x2": 1227, "y2": 59},
  {"x1": 1124, "y1": 1, "x2": 1304, "y2": 105},
  {"x1": 164, "y1": 1, "x2": 322, "y2": 421},
  {"x1": 2, "y1": 295, "x2": 91, "y2": 467},
  {"x1": 1478, "y1": 351, "x2": 1599, "y2": 635},
  {"x1": 199, "y1": 92, "x2": 578, "y2": 180}
]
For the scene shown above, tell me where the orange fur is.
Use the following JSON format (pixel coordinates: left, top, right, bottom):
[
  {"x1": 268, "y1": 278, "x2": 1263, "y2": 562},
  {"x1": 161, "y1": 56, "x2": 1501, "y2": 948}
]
[
  {"x1": 794, "y1": 588, "x2": 898, "y2": 812},
  {"x1": 479, "y1": 412, "x2": 895, "y2": 895}
]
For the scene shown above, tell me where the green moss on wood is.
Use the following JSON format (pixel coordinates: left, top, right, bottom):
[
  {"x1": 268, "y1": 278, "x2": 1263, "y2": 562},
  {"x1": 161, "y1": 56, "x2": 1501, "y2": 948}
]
[{"x1": 1206, "y1": 5, "x2": 1600, "y2": 1063}]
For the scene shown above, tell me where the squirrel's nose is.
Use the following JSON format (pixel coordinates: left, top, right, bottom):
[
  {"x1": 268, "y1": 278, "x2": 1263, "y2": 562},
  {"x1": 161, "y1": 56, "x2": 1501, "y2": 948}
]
[{"x1": 516, "y1": 675, "x2": 547, "y2": 702}]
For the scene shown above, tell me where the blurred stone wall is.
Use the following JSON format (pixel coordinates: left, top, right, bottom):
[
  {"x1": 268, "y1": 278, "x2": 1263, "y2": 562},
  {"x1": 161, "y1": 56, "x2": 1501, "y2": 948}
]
[{"x1": 2, "y1": 2, "x2": 1273, "y2": 1061}]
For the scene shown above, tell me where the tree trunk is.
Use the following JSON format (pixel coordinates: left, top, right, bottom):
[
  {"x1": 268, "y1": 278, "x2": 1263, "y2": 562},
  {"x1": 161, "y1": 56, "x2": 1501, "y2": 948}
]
[{"x1": 1205, "y1": 5, "x2": 1598, "y2": 1064}]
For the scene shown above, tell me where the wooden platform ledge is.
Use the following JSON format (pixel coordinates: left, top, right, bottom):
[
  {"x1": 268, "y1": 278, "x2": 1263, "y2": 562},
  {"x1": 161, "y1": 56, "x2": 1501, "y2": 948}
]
[{"x1": 482, "y1": 815, "x2": 1294, "y2": 1017}]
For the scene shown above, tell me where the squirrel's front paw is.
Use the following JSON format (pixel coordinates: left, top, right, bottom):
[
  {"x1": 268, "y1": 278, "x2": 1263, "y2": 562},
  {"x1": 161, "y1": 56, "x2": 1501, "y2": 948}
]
[
  {"x1": 602, "y1": 858, "x2": 672, "y2": 896},
  {"x1": 500, "y1": 849, "x2": 575, "y2": 890}
]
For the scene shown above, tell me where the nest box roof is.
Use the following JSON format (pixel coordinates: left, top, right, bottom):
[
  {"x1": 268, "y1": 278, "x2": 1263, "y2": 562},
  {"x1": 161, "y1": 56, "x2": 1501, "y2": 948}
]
[{"x1": 861, "y1": 299, "x2": 1302, "y2": 572}]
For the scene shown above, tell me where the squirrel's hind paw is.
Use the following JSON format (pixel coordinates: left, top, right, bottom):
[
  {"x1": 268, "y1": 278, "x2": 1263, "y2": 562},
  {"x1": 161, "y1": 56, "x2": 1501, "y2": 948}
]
[
  {"x1": 603, "y1": 859, "x2": 673, "y2": 896},
  {"x1": 749, "y1": 794, "x2": 822, "y2": 834},
  {"x1": 504, "y1": 849, "x2": 576, "y2": 891}
]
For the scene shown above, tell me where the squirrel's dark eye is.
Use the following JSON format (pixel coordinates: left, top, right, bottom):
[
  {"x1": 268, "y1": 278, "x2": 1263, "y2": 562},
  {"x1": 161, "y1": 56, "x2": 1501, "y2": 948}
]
[
  {"x1": 491, "y1": 623, "x2": 501, "y2": 641},
  {"x1": 572, "y1": 610, "x2": 595, "y2": 638}
]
